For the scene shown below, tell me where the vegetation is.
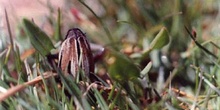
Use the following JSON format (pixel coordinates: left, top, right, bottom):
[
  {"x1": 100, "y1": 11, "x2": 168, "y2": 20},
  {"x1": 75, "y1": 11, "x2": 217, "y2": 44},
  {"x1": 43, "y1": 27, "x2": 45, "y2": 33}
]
[{"x1": 0, "y1": 0, "x2": 220, "y2": 109}]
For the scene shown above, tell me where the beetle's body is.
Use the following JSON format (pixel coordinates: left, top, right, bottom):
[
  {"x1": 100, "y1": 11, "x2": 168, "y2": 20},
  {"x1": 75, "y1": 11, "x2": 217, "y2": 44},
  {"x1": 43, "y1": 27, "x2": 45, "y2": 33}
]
[{"x1": 58, "y1": 28, "x2": 94, "y2": 80}]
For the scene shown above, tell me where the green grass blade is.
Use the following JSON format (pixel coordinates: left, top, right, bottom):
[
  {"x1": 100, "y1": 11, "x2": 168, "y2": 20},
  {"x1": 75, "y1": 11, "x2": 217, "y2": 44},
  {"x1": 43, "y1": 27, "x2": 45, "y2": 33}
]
[
  {"x1": 23, "y1": 19, "x2": 55, "y2": 56},
  {"x1": 149, "y1": 27, "x2": 170, "y2": 50},
  {"x1": 142, "y1": 27, "x2": 170, "y2": 58},
  {"x1": 54, "y1": 8, "x2": 62, "y2": 41},
  {"x1": 94, "y1": 89, "x2": 109, "y2": 110}
]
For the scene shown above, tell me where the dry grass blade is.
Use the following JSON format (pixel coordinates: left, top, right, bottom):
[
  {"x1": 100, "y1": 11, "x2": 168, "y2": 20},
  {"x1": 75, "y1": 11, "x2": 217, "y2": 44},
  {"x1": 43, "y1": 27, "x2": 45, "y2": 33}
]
[
  {"x1": 0, "y1": 49, "x2": 8, "y2": 57},
  {"x1": 0, "y1": 72, "x2": 57, "y2": 102},
  {"x1": 20, "y1": 48, "x2": 36, "y2": 61},
  {"x1": 164, "y1": 68, "x2": 178, "y2": 89},
  {"x1": 171, "y1": 88, "x2": 195, "y2": 100},
  {"x1": 191, "y1": 72, "x2": 203, "y2": 110}
]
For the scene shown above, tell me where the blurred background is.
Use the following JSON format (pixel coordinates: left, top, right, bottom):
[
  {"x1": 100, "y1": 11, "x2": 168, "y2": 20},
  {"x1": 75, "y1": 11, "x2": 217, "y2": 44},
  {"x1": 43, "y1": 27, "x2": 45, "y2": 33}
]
[{"x1": 1, "y1": 0, "x2": 220, "y2": 109}]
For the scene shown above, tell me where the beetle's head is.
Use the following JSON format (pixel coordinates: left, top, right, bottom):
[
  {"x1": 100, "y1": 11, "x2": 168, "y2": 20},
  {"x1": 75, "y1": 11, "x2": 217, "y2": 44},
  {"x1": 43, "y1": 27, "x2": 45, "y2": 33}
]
[{"x1": 65, "y1": 28, "x2": 86, "y2": 39}]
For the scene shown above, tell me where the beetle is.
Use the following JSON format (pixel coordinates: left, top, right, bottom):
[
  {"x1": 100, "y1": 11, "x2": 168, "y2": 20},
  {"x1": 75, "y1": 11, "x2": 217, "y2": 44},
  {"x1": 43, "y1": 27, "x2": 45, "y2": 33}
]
[{"x1": 58, "y1": 28, "x2": 95, "y2": 82}]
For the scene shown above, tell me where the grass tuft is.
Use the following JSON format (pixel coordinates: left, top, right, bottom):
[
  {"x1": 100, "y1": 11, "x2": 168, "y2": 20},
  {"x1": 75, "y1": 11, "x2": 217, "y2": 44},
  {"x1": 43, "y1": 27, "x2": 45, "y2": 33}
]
[{"x1": 1, "y1": 0, "x2": 220, "y2": 109}]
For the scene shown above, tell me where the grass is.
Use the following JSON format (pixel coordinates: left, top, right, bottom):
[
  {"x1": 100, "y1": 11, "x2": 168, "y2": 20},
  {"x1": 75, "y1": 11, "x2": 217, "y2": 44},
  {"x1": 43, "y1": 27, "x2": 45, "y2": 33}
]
[{"x1": 1, "y1": 0, "x2": 220, "y2": 109}]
